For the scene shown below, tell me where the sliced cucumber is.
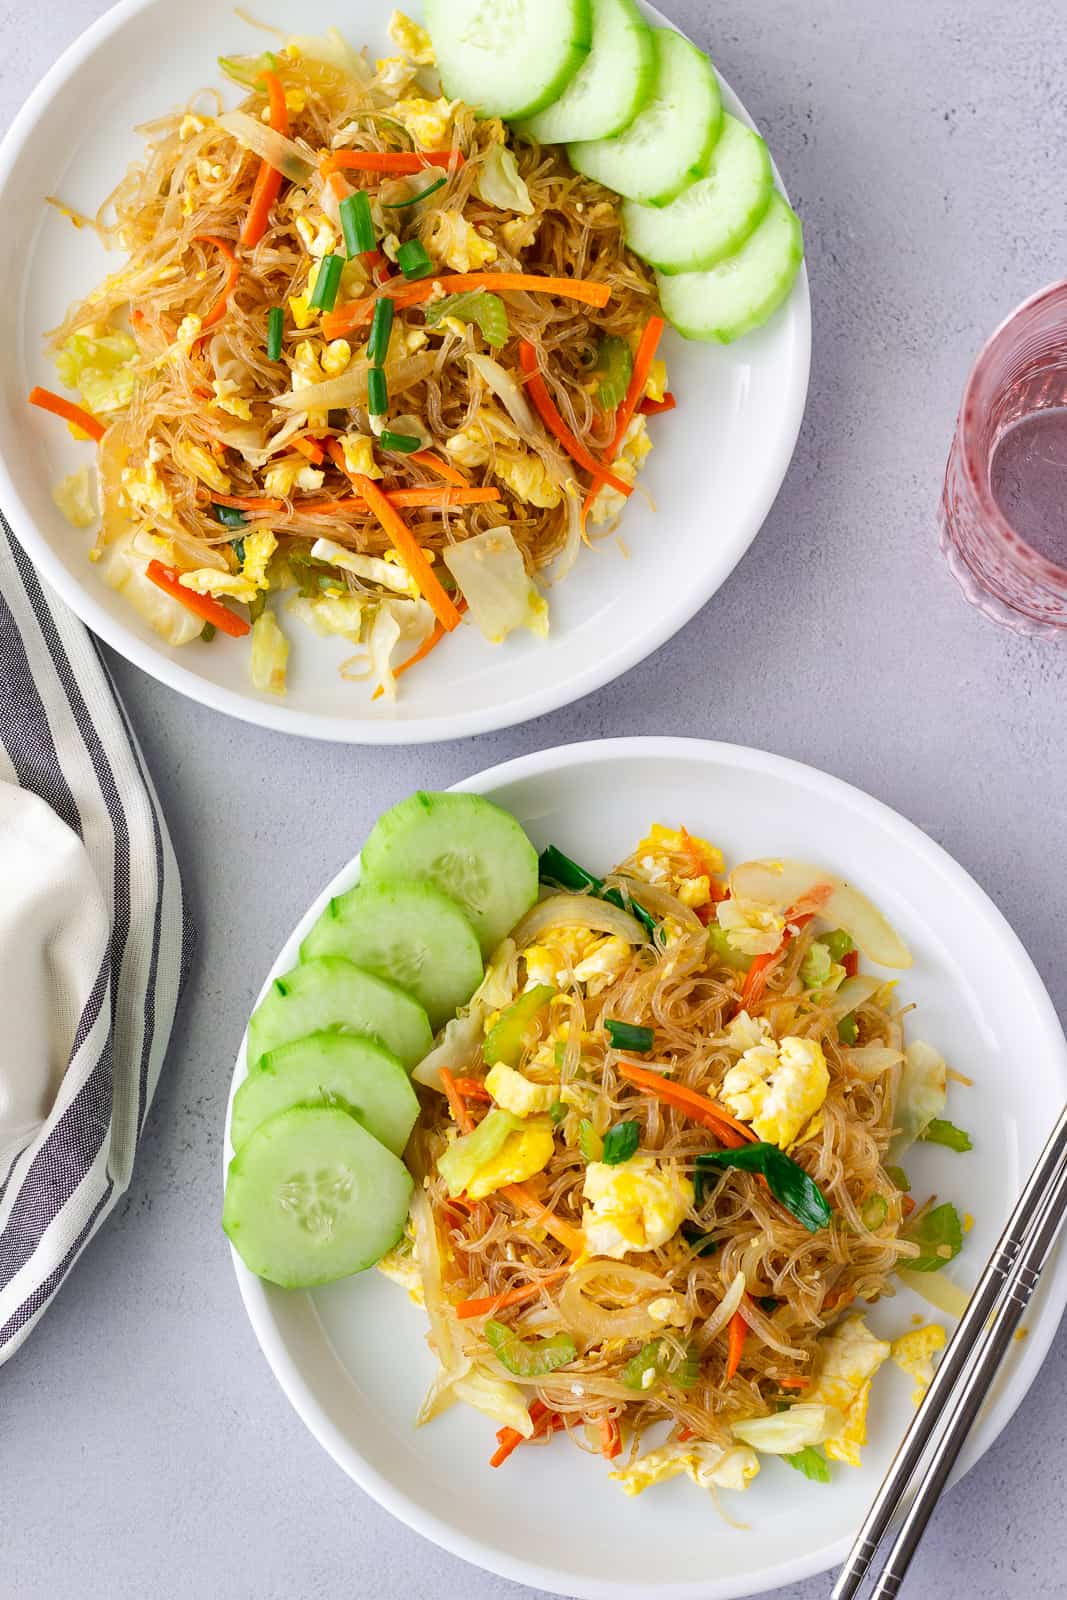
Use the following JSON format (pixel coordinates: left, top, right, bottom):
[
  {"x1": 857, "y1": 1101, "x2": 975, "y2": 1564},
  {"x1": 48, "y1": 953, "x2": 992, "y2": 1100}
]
[
  {"x1": 426, "y1": 0, "x2": 592, "y2": 121},
  {"x1": 656, "y1": 191, "x2": 803, "y2": 342},
  {"x1": 518, "y1": 0, "x2": 655, "y2": 145},
  {"x1": 246, "y1": 956, "x2": 432, "y2": 1071},
  {"x1": 622, "y1": 114, "x2": 773, "y2": 274},
  {"x1": 301, "y1": 881, "x2": 483, "y2": 1030},
  {"x1": 568, "y1": 29, "x2": 721, "y2": 206},
  {"x1": 232, "y1": 1033, "x2": 419, "y2": 1158},
  {"x1": 223, "y1": 1105, "x2": 413, "y2": 1287},
  {"x1": 360, "y1": 791, "x2": 538, "y2": 958}
]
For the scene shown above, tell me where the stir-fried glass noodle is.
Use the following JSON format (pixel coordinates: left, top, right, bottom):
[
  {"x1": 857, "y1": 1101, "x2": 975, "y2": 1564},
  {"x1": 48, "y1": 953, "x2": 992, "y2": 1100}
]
[
  {"x1": 35, "y1": 15, "x2": 666, "y2": 699},
  {"x1": 388, "y1": 824, "x2": 968, "y2": 1495}
]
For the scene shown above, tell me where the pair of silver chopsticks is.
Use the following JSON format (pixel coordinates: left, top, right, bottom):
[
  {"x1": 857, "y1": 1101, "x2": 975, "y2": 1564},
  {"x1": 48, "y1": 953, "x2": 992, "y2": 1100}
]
[{"x1": 832, "y1": 1101, "x2": 1067, "y2": 1599}]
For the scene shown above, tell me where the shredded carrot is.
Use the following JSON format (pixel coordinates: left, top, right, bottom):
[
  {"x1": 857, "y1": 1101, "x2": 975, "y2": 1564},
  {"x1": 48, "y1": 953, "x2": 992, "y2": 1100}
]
[
  {"x1": 352, "y1": 471, "x2": 461, "y2": 630},
  {"x1": 490, "y1": 1400, "x2": 563, "y2": 1468},
  {"x1": 778, "y1": 1375, "x2": 810, "y2": 1390},
  {"x1": 517, "y1": 340, "x2": 633, "y2": 497},
  {"x1": 240, "y1": 70, "x2": 289, "y2": 247},
  {"x1": 616, "y1": 1060, "x2": 757, "y2": 1148},
  {"x1": 409, "y1": 449, "x2": 469, "y2": 486},
  {"x1": 456, "y1": 1267, "x2": 571, "y2": 1321},
  {"x1": 676, "y1": 1425, "x2": 697, "y2": 1443},
  {"x1": 27, "y1": 385, "x2": 106, "y2": 442},
  {"x1": 370, "y1": 598, "x2": 469, "y2": 701},
  {"x1": 195, "y1": 234, "x2": 242, "y2": 330},
  {"x1": 322, "y1": 272, "x2": 611, "y2": 339},
  {"x1": 725, "y1": 1305, "x2": 748, "y2": 1381},
  {"x1": 501, "y1": 1183, "x2": 586, "y2": 1257},
  {"x1": 737, "y1": 913, "x2": 813, "y2": 1013},
  {"x1": 297, "y1": 488, "x2": 497, "y2": 514},
  {"x1": 439, "y1": 1066, "x2": 474, "y2": 1135},
  {"x1": 638, "y1": 391, "x2": 677, "y2": 416},
  {"x1": 323, "y1": 149, "x2": 465, "y2": 175},
  {"x1": 292, "y1": 435, "x2": 326, "y2": 465},
  {"x1": 451, "y1": 1077, "x2": 493, "y2": 1102},
  {"x1": 144, "y1": 561, "x2": 250, "y2": 637},
  {"x1": 583, "y1": 315, "x2": 665, "y2": 524},
  {"x1": 600, "y1": 1417, "x2": 622, "y2": 1460},
  {"x1": 209, "y1": 492, "x2": 285, "y2": 511}
]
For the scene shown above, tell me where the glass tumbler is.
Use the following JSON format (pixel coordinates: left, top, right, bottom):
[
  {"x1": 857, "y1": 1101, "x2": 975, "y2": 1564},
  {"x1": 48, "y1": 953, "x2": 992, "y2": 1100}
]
[{"x1": 940, "y1": 279, "x2": 1067, "y2": 636}]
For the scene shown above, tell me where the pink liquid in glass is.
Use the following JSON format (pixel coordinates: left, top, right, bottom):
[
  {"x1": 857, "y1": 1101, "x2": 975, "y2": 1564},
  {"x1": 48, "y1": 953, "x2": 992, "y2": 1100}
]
[{"x1": 989, "y1": 407, "x2": 1067, "y2": 567}]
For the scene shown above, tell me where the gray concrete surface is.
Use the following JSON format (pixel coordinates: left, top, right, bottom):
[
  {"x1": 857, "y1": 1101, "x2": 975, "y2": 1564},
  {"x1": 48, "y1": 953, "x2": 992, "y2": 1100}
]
[{"x1": 3, "y1": 1, "x2": 1067, "y2": 1597}]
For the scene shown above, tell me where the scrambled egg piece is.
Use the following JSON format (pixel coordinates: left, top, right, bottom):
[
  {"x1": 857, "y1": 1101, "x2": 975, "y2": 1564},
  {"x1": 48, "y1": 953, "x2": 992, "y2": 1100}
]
[
  {"x1": 524, "y1": 927, "x2": 631, "y2": 994},
  {"x1": 721, "y1": 1035, "x2": 829, "y2": 1149},
  {"x1": 53, "y1": 467, "x2": 97, "y2": 529},
  {"x1": 485, "y1": 1063, "x2": 558, "y2": 1118},
  {"x1": 296, "y1": 212, "x2": 338, "y2": 258},
  {"x1": 804, "y1": 1316, "x2": 891, "y2": 1467},
  {"x1": 340, "y1": 433, "x2": 384, "y2": 479},
  {"x1": 583, "y1": 1156, "x2": 692, "y2": 1260},
  {"x1": 121, "y1": 458, "x2": 174, "y2": 520},
  {"x1": 716, "y1": 895, "x2": 786, "y2": 956},
  {"x1": 376, "y1": 1242, "x2": 424, "y2": 1304},
  {"x1": 172, "y1": 439, "x2": 230, "y2": 495},
  {"x1": 175, "y1": 313, "x2": 202, "y2": 353},
  {"x1": 446, "y1": 423, "x2": 561, "y2": 508},
  {"x1": 587, "y1": 415, "x2": 652, "y2": 526},
  {"x1": 726, "y1": 1010, "x2": 772, "y2": 1052},
  {"x1": 182, "y1": 530, "x2": 276, "y2": 605},
  {"x1": 55, "y1": 325, "x2": 138, "y2": 415},
  {"x1": 394, "y1": 97, "x2": 457, "y2": 150},
  {"x1": 573, "y1": 935, "x2": 632, "y2": 996},
  {"x1": 611, "y1": 1441, "x2": 759, "y2": 1497},
  {"x1": 891, "y1": 1324, "x2": 946, "y2": 1406},
  {"x1": 644, "y1": 357, "x2": 669, "y2": 404},
  {"x1": 374, "y1": 55, "x2": 418, "y2": 95},
  {"x1": 425, "y1": 211, "x2": 498, "y2": 273},
  {"x1": 210, "y1": 378, "x2": 252, "y2": 421},
  {"x1": 502, "y1": 215, "x2": 541, "y2": 255},
  {"x1": 464, "y1": 1115, "x2": 555, "y2": 1200},
  {"x1": 263, "y1": 458, "x2": 325, "y2": 497},
  {"x1": 633, "y1": 822, "x2": 724, "y2": 907},
  {"x1": 389, "y1": 10, "x2": 435, "y2": 64},
  {"x1": 291, "y1": 340, "x2": 328, "y2": 429},
  {"x1": 322, "y1": 338, "x2": 352, "y2": 376}
]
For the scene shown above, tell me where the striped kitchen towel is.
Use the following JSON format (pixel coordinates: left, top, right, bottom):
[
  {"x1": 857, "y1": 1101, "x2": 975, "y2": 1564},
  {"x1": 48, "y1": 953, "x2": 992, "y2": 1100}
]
[{"x1": 0, "y1": 518, "x2": 193, "y2": 1368}]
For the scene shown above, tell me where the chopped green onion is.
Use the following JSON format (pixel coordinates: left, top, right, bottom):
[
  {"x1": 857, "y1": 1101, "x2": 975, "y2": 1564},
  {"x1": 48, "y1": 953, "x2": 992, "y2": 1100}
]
[
  {"x1": 425, "y1": 289, "x2": 508, "y2": 348},
  {"x1": 212, "y1": 503, "x2": 246, "y2": 529},
  {"x1": 837, "y1": 1013, "x2": 858, "y2": 1045},
  {"x1": 605, "y1": 1019, "x2": 654, "y2": 1054},
  {"x1": 758, "y1": 1295, "x2": 779, "y2": 1314},
  {"x1": 861, "y1": 1194, "x2": 889, "y2": 1230},
  {"x1": 920, "y1": 1117, "x2": 973, "y2": 1153},
  {"x1": 578, "y1": 1119, "x2": 604, "y2": 1162},
  {"x1": 548, "y1": 1099, "x2": 566, "y2": 1126},
  {"x1": 484, "y1": 1320, "x2": 576, "y2": 1377},
  {"x1": 309, "y1": 253, "x2": 344, "y2": 312},
  {"x1": 592, "y1": 335, "x2": 633, "y2": 409},
  {"x1": 339, "y1": 190, "x2": 376, "y2": 258},
  {"x1": 383, "y1": 175, "x2": 447, "y2": 209},
  {"x1": 248, "y1": 590, "x2": 267, "y2": 624},
  {"x1": 378, "y1": 428, "x2": 422, "y2": 453},
  {"x1": 266, "y1": 305, "x2": 283, "y2": 362},
  {"x1": 230, "y1": 536, "x2": 246, "y2": 565},
  {"x1": 601, "y1": 1120, "x2": 640, "y2": 1166},
  {"x1": 200, "y1": 621, "x2": 216, "y2": 642},
  {"x1": 367, "y1": 296, "x2": 394, "y2": 366},
  {"x1": 367, "y1": 366, "x2": 389, "y2": 416},
  {"x1": 397, "y1": 238, "x2": 434, "y2": 280}
]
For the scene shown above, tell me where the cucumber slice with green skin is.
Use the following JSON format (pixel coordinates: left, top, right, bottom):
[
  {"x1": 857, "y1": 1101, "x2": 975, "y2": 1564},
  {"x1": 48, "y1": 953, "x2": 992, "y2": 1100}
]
[
  {"x1": 232, "y1": 1033, "x2": 419, "y2": 1157},
  {"x1": 622, "y1": 115, "x2": 773, "y2": 274},
  {"x1": 223, "y1": 1105, "x2": 413, "y2": 1288},
  {"x1": 247, "y1": 956, "x2": 432, "y2": 1071},
  {"x1": 568, "y1": 29, "x2": 722, "y2": 207},
  {"x1": 656, "y1": 191, "x2": 804, "y2": 343},
  {"x1": 360, "y1": 791, "x2": 538, "y2": 958},
  {"x1": 301, "y1": 881, "x2": 483, "y2": 1031},
  {"x1": 518, "y1": 0, "x2": 655, "y2": 145},
  {"x1": 426, "y1": 0, "x2": 592, "y2": 121}
]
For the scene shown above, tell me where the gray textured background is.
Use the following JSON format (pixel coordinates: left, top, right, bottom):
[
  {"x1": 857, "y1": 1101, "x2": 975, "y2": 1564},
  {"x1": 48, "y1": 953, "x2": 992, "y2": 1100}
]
[{"x1": 3, "y1": 1, "x2": 1066, "y2": 1597}]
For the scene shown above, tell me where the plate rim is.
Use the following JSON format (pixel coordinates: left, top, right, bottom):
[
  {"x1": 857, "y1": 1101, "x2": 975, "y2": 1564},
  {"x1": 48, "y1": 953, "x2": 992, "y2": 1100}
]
[
  {"x1": 0, "y1": 0, "x2": 811, "y2": 745},
  {"x1": 225, "y1": 735, "x2": 1067, "y2": 1599}
]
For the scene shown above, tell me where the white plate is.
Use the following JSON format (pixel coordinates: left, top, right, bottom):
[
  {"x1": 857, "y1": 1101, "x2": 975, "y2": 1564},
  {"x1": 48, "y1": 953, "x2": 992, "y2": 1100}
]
[
  {"x1": 226, "y1": 737, "x2": 1067, "y2": 1599},
  {"x1": 0, "y1": 0, "x2": 810, "y2": 744}
]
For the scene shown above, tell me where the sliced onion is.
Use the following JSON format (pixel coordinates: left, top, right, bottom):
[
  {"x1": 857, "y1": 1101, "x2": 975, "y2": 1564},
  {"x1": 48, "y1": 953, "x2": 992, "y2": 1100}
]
[
  {"x1": 729, "y1": 859, "x2": 912, "y2": 970},
  {"x1": 693, "y1": 1270, "x2": 748, "y2": 1349},
  {"x1": 547, "y1": 480, "x2": 583, "y2": 583},
  {"x1": 736, "y1": 1293, "x2": 808, "y2": 1359},
  {"x1": 272, "y1": 352, "x2": 436, "y2": 413},
  {"x1": 511, "y1": 892, "x2": 649, "y2": 950},
  {"x1": 559, "y1": 1261, "x2": 670, "y2": 1343},
  {"x1": 606, "y1": 875, "x2": 703, "y2": 930},
  {"x1": 898, "y1": 1268, "x2": 972, "y2": 1318},
  {"x1": 826, "y1": 974, "x2": 883, "y2": 1018},
  {"x1": 845, "y1": 1044, "x2": 904, "y2": 1080},
  {"x1": 216, "y1": 110, "x2": 315, "y2": 182},
  {"x1": 465, "y1": 351, "x2": 536, "y2": 433}
]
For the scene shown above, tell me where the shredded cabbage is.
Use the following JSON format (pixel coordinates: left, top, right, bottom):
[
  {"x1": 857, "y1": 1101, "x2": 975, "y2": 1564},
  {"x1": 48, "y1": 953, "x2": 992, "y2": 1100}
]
[
  {"x1": 732, "y1": 1404, "x2": 845, "y2": 1454},
  {"x1": 55, "y1": 326, "x2": 137, "y2": 415},
  {"x1": 96, "y1": 531, "x2": 202, "y2": 646},
  {"x1": 53, "y1": 467, "x2": 97, "y2": 529},
  {"x1": 889, "y1": 1041, "x2": 948, "y2": 1159},
  {"x1": 443, "y1": 527, "x2": 548, "y2": 644},
  {"x1": 473, "y1": 143, "x2": 534, "y2": 215},
  {"x1": 286, "y1": 28, "x2": 369, "y2": 78},
  {"x1": 249, "y1": 608, "x2": 288, "y2": 694}
]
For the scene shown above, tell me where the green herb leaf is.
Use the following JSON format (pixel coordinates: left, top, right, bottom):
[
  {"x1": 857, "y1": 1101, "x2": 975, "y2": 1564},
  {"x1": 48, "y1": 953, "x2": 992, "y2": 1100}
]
[
  {"x1": 485, "y1": 1319, "x2": 576, "y2": 1377},
  {"x1": 920, "y1": 1118, "x2": 973, "y2": 1153},
  {"x1": 902, "y1": 1201, "x2": 963, "y2": 1272},
  {"x1": 784, "y1": 1445, "x2": 831, "y2": 1483},
  {"x1": 538, "y1": 845, "x2": 657, "y2": 938},
  {"x1": 592, "y1": 335, "x2": 633, "y2": 410},
  {"x1": 758, "y1": 1295, "x2": 779, "y2": 1314},
  {"x1": 212, "y1": 503, "x2": 247, "y2": 529},
  {"x1": 578, "y1": 1119, "x2": 604, "y2": 1162},
  {"x1": 601, "y1": 1120, "x2": 640, "y2": 1166},
  {"x1": 605, "y1": 1019, "x2": 654, "y2": 1053},
  {"x1": 681, "y1": 1221, "x2": 719, "y2": 1256},
  {"x1": 425, "y1": 289, "x2": 508, "y2": 348},
  {"x1": 695, "y1": 1144, "x2": 833, "y2": 1233},
  {"x1": 885, "y1": 1164, "x2": 911, "y2": 1192}
]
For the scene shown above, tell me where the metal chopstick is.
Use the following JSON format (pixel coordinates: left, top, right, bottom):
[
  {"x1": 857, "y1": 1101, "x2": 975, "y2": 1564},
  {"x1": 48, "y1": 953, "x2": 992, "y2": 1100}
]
[{"x1": 832, "y1": 1100, "x2": 1067, "y2": 1600}]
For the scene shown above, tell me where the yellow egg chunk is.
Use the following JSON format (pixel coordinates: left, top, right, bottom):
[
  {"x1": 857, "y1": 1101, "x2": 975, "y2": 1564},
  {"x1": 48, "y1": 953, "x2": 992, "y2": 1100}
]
[
  {"x1": 891, "y1": 1324, "x2": 946, "y2": 1405},
  {"x1": 721, "y1": 1036, "x2": 829, "y2": 1149},
  {"x1": 611, "y1": 1441, "x2": 759, "y2": 1496},
  {"x1": 582, "y1": 1155, "x2": 692, "y2": 1260},
  {"x1": 716, "y1": 895, "x2": 786, "y2": 956},
  {"x1": 485, "y1": 1063, "x2": 558, "y2": 1118},
  {"x1": 389, "y1": 9, "x2": 435, "y2": 64},
  {"x1": 804, "y1": 1315, "x2": 891, "y2": 1467},
  {"x1": 465, "y1": 1116, "x2": 555, "y2": 1200}
]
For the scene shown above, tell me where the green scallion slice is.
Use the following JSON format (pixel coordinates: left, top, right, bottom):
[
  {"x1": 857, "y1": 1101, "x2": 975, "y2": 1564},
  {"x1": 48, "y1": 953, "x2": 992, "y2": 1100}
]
[
  {"x1": 309, "y1": 253, "x2": 344, "y2": 312},
  {"x1": 605, "y1": 1019, "x2": 654, "y2": 1054},
  {"x1": 383, "y1": 175, "x2": 447, "y2": 209},
  {"x1": 367, "y1": 366, "x2": 389, "y2": 416},
  {"x1": 212, "y1": 503, "x2": 247, "y2": 529},
  {"x1": 339, "y1": 190, "x2": 376, "y2": 258},
  {"x1": 200, "y1": 621, "x2": 216, "y2": 642},
  {"x1": 397, "y1": 239, "x2": 434, "y2": 280},
  {"x1": 378, "y1": 429, "x2": 421, "y2": 453},
  {"x1": 266, "y1": 305, "x2": 283, "y2": 362},
  {"x1": 367, "y1": 296, "x2": 394, "y2": 367}
]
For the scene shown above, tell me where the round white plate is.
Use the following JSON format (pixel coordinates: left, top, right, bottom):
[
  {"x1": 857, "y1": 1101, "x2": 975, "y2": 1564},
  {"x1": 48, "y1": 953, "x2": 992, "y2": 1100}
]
[
  {"x1": 0, "y1": 0, "x2": 810, "y2": 743},
  {"x1": 226, "y1": 737, "x2": 1067, "y2": 1599}
]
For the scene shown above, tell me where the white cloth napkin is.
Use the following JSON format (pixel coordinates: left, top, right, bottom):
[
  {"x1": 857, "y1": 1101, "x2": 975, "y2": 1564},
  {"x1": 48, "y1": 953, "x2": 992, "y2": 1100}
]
[{"x1": 0, "y1": 519, "x2": 192, "y2": 1368}]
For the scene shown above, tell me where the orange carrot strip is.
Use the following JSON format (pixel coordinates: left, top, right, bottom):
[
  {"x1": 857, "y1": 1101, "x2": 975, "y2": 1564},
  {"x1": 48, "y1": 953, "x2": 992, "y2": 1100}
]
[
  {"x1": 737, "y1": 912, "x2": 813, "y2": 1013},
  {"x1": 517, "y1": 340, "x2": 633, "y2": 497},
  {"x1": 292, "y1": 435, "x2": 326, "y2": 465},
  {"x1": 451, "y1": 1076, "x2": 493, "y2": 1102},
  {"x1": 600, "y1": 1417, "x2": 622, "y2": 1460},
  {"x1": 240, "y1": 70, "x2": 289, "y2": 247},
  {"x1": 27, "y1": 386, "x2": 105, "y2": 442},
  {"x1": 195, "y1": 234, "x2": 242, "y2": 330},
  {"x1": 456, "y1": 1267, "x2": 571, "y2": 1321},
  {"x1": 294, "y1": 488, "x2": 497, "y2": 514},
  {"x1": 145, "y1": 561, "x2": 250, "y2": 637},
  {"x1": 725, "y1": 1305, "x2": 748, "y2": 1380},
  {"x1": 638, "y1": 391, "x2": 677, "y2": 416},
  {"x1": 370, "y1": 599, "x2": 469, "y2": 701},
  {"x1": 439, "y1": 1066, "x2": 474, "y2": 1135},
  {"x1": 582, "y1": 314, "x2": 665, "y2": 523},
  {"x1": 330, "y1": 448, "x2": 461, "y2": 631},
  {"x1": 322, "y1": 272, "x2": 611, "y2": 339},
  {"x1": 409, "y1": 449, "x2": 469, "y2": 486},
  {"x1": 324, "y1": 149, "x2": 465, "y2": 175},
  {"x1": 777, "y1": 1375, "x2": 810, "y2": 1391},
  {"x1": 490, "y1": 1400, "x2": 563, "y2": 1468},
  {"x1": 210, "y1": 493, "x2": 286, "y2": 511},
  {"x1": 616, "y1": 1060, "x2": 757, "y2": 1148},
  {"x1": 500, "y1": 1183, "x2": 586, "y2": 1257}
]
